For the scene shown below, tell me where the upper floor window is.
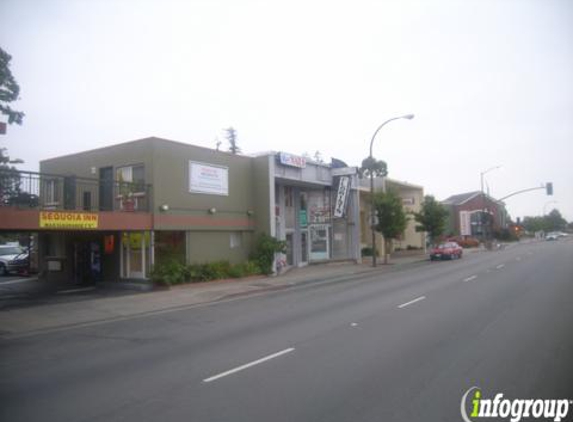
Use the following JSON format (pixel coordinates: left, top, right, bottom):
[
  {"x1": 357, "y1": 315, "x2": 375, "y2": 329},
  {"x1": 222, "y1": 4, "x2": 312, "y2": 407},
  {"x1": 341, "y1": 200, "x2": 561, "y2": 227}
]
[
  {"x1": 116, "y1": 164, "x2": 145, "y2": 193},
  {"x1": 42, "y1": 178, "x2": 59, "y2": 207}
]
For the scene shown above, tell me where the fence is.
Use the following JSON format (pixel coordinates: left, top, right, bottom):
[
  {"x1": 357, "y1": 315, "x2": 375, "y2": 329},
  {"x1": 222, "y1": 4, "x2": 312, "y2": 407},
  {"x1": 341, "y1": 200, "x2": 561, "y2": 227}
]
[{"x1": 0, "y1": 168, "x2": 152, "y2": 212}]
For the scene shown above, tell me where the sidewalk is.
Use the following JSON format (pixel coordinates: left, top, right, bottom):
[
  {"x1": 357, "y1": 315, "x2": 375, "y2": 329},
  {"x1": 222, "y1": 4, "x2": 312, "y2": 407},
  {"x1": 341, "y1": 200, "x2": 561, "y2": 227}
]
[{"x1": 0, "y1": 253, "x2": 428, "y2": 338}]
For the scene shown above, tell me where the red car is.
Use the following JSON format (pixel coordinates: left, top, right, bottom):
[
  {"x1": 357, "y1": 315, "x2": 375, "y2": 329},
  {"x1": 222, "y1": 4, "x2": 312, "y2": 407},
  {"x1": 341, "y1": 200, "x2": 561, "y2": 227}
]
[{"x1": 430, "y1": 242, "x2": 463, "y2": 261}]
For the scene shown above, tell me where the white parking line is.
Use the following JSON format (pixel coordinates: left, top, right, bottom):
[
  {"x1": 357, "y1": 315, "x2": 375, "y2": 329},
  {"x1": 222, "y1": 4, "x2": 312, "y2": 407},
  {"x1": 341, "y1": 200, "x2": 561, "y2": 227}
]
[
  {"x1": 496, "y1": 264, "x2": 505, "y2": 270},
  {"x1": 463, "y1": 275, "x2": 478, "y2": 282},
  {"x1": 398, "y1": 296, "x2": 426, "y2": 309},
  {"x1": 203, "y1": 348, "x2": 295, "y2": 383}
]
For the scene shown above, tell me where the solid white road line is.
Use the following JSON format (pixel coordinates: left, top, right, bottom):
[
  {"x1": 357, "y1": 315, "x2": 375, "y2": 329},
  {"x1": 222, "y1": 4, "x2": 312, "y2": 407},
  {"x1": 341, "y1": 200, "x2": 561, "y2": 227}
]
[
  {"x1": 496, "y1": 264, "x2": 505, "y2": 269},
  {"x1": 203, "y1": 348, "x2": 295, "y2": 383},
  {"x1": 398, "y1": 296, "x2": 426, "y2": 309},
  {"x1": 57, "y1": 287, "x2": 97, "y2": 294},
  {"x1": 463, "y1": 275, "x2": 478, "y2": 282},
  {"x1": 0, "y1": 278, "x2": 37, "y2": 285}
]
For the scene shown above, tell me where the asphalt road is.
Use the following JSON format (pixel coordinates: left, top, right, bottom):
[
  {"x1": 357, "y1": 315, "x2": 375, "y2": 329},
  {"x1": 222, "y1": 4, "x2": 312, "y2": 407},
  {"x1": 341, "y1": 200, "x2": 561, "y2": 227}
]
[{"x1": 1, "y1": 240, "x2": 572, "y2": 422}]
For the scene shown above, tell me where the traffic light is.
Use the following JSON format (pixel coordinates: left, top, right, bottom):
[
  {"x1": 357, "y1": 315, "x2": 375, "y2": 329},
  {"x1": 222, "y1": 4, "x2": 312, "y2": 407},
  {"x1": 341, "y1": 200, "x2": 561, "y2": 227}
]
[{"x1": 546, "y1": 182, "x2": 553, "y2": 196}]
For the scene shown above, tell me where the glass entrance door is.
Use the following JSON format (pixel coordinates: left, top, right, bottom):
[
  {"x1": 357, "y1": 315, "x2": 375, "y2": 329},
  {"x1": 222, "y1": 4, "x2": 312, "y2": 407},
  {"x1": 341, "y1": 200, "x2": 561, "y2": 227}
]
[
  {"x1": 121, "y1": 232, "x2": 149, "y2": 279},
  {"x1": 309, "y1": 225, "x2": 329, "y2": 261}
]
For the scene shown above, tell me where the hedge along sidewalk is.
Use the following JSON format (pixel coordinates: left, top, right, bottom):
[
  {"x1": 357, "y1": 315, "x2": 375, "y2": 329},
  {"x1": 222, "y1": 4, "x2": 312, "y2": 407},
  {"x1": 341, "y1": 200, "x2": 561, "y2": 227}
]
[{"x1": 0, "y1": 255, "x2": 427, "y2": 338}]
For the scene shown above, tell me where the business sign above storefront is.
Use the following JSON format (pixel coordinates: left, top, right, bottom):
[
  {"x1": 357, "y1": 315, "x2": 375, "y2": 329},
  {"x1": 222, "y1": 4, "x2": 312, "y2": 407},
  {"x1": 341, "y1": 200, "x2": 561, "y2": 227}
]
[
  {"x1": 39, "y1": 211, "x2": 99, "y2": 229},
  {"x1": 334, "y1": 176, "x2": 350, "y2": 218},
  {"x1": 278, "y1": 152, "x2": 306, "y2": 168},
  {"x1": 189, "y1": 161, "x2": 229, "y2": 196},
  {"x1": 331, "y1": 167, "x2": 357, "y2": 176}
]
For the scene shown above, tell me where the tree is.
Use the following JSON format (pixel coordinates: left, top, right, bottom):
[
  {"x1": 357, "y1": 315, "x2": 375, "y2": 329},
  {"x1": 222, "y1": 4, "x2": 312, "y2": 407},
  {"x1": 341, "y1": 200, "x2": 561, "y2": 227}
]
[
  {"x1": 522, "y1": 216, "x2": 548, "y2": 233},
  {"x1": 313, "y1": 151, "x2": 324, "y2": 163},
  {"x1": 225, "y1": 127, "x2": 240, "y2": 154},
  {"x1": 359, "y1": 156, "x2": 388, "y2": 179},
  {"x1": 413, "y1": 195, "x2": 448, "y2": 246},
  {"x1": 0, "y1": 47, "x2": 24, "y2": 125},
  {"x1": 522, "y1": 210, "x2": 568, "y2": 234},
  {"x1": 546, "y1": 209, "x2": 567, "y2": 232},
  {"x1": 0, "y1": 147, "x2": 26, "y2": 206},
  {"x1": 373, "y1": 190, "x2": 408, "y2": 264}
]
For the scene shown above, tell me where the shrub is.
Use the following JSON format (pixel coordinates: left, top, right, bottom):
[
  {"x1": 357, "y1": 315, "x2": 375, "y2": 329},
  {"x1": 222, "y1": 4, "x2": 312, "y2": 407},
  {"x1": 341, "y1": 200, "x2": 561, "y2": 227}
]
[
  {"x1": 227, "y1": 265, "x2": 245, "y2": 278},
  {"x1": 187, "y1": 262, "x2": 224, "y2": 282},
  {"x1": 153, "y1": 258, "x2": 264, "y2": 285},
  {"x1": 250, "y1": 234, "x2": 287, "y2": 275},
  {"x1": 242, "y1": 260, "x2": 261, "y2": 276},
  {"x1": 448, "y1": 236, "x2": 480, "y2": 248},
  {"x1": 493, "y1": 228, "x2": 519, "y2": 242},
  {"x1": 361, "y1": 246, "x2": 379, "y2": 257},
  {"x1": 150, "y1": 260, "x2": 188, "y2": 286}
]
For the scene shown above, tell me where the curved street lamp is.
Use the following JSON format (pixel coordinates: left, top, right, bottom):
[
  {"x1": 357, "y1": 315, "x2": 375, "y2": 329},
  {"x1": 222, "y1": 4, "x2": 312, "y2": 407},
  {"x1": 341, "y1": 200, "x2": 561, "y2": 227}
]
[{"x1": 369, "y1": 114, "x2": 415, "y2": 267}]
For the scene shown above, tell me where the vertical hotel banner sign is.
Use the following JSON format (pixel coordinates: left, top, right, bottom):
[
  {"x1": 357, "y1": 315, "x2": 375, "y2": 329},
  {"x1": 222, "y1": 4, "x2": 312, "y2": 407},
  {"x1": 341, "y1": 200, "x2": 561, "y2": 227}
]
[
  {"x1": 333, "y1": 176, "x2": 350, "y2": 218},
  {"x1": 40, "y1": 211, "x2": 99, "y2": 229},
  {"x1": 189, "y1": 161, "x2": 229, "y2": 196}
]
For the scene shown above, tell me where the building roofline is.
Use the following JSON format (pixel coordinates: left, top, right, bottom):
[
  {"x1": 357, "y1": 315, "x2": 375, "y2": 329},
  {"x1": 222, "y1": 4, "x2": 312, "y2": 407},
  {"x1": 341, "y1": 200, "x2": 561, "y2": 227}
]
[
  {"x1": 442, "y1": 191, "x2": 506, "y2": 206},
  {"x1": 40, "y1": 136, "x2": 253, "y2": 163},
  {"x1": 386, "y1": 178, "x2": 424, "y2": 190}
]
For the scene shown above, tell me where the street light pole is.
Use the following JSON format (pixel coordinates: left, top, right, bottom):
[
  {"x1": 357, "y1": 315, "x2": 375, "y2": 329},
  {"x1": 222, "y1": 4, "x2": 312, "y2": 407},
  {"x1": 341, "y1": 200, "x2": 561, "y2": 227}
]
[
  {"x1": 479, "y1": 165, "x2": 501, "y2": 243},
  {"x1": 368, "y1": 114, "x2": 414, "y2": 267}
]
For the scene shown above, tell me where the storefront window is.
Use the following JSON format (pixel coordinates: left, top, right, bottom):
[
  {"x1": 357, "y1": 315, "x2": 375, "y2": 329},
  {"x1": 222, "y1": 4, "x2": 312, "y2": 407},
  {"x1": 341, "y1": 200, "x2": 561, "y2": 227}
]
[{"x1": 308, "y1": 189, "x2": 331, "y2": 224}]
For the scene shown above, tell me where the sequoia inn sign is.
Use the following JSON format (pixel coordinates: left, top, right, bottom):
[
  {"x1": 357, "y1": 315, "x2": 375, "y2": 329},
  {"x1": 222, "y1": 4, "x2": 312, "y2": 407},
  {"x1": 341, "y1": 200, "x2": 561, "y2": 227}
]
[{"x1": 39, "y1": 211, "x2": 99, "y2": 229}]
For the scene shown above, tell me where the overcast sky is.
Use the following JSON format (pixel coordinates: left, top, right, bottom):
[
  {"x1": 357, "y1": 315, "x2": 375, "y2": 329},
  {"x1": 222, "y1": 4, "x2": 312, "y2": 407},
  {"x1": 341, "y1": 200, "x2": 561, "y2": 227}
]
[{"x1": 1, "y1": 0, "x2": 572, "y2": 221}]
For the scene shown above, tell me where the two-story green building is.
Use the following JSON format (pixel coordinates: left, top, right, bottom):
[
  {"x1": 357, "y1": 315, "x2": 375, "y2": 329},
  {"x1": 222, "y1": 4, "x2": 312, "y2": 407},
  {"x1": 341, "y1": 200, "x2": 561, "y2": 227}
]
[{"x1": 0, "y1": 137, "x2": 361, "y2": 285}]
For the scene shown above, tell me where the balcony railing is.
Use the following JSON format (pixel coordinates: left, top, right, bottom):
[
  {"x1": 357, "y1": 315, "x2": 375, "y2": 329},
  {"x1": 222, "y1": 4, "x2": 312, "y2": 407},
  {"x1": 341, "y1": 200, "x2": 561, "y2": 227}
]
[{"x1": 0, "y1": 169, "x2": 153, "y2": 212}]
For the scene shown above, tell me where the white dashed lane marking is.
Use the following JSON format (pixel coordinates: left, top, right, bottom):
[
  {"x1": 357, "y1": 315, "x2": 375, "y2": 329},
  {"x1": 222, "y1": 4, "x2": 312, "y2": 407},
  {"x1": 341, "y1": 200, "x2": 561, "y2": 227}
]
[
  {"x1": 398, "y1": 296, "x2": 426, "y2": 309},
  {"x1": 203, "y1": 348, "x2": 295, "y2": 383}
]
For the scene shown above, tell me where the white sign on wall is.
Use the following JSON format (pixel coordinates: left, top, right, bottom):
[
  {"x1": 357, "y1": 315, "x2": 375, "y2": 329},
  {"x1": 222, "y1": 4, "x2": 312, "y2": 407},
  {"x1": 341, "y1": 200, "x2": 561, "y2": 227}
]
[
  {"x1": 189, "y1": 161, "x2": 229, "y2": 196},
  {"x1": 460, "y1": 210, "x2": 471, "y2": 236}
]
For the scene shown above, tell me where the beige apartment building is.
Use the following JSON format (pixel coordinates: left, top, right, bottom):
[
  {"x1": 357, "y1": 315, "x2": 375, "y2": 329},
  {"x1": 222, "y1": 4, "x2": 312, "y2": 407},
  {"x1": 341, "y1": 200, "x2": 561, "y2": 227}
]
[{"x1": 359, "y1": 177, "x2": 426, "y2": 257}]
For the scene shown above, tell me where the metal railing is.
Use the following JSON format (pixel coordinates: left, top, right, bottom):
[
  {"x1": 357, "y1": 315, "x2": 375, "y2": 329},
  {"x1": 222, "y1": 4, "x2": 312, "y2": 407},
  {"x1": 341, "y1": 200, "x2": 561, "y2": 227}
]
[{"x1": 0, "y1": 168, "x2": 152, "y2": 212}]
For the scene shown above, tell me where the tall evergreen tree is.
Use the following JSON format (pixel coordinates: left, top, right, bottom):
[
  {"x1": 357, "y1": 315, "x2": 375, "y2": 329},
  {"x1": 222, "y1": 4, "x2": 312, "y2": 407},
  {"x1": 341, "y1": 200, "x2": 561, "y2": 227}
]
[
  {"x1": 0, "y1": 47, "x2": 24, "y2": 125},
  {"x1": 225, "y1": 127, "x2": 240, "y2": 154}
]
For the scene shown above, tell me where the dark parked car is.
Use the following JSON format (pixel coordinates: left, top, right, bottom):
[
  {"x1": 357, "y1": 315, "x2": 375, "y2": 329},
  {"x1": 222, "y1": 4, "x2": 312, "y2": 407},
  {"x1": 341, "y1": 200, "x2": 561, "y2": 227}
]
[{"x1": 430, "y1": 242, "x2": 463, "y2": 261}]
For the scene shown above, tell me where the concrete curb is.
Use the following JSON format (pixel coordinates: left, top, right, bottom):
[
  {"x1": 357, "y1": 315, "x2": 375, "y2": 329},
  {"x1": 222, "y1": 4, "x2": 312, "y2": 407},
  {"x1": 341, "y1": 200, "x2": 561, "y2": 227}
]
[{"x1": 0, "y1": 255, "x2": 430, "y2": 339}]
